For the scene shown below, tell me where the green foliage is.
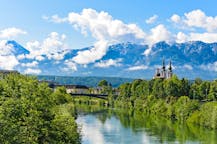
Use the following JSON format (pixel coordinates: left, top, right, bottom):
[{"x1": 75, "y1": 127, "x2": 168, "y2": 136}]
[
  {"x1": 98, "y1": 80, "x2": 109, "y2": 87},
  {"x1": 52, "y1": 86, "x2": 72, "y2": 104},
  {"x1": 174, "y1": 96, "x2": 199, "y2": 121},
  {"x1": 0, "y1": 74, "x2": 81, "y2": 143},
  {"x1": 112, "y1": 76, "x2": 217, "y2": 129},
  {"x1": 188, "y1": 102, "x2": 217, "y2": 129},
  {"x1": 164, "y1": 75, "x2": 182, "y2": 97}
]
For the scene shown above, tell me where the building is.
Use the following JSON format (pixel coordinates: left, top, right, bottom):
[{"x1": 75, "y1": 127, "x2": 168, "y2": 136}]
[
  {"x1": 153, "y1": 59, "x2": 173, "y2": 79},
  {"x1": 55, "y1": 84, "x2": 89, "y2": 94}
]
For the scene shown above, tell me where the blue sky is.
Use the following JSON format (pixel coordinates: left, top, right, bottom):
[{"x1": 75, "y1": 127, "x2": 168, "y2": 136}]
[
  {"x1": 1, "y1": 0, "x2": 217, "y2": 48},
  {"x1": 1, "y1": 0, "x2": 217, "y2": 75}
]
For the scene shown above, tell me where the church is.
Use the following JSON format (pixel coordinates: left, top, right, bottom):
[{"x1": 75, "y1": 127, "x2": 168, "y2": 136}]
[{"x1": 153, "y1": 59, "x2": 173, "y2": 79}]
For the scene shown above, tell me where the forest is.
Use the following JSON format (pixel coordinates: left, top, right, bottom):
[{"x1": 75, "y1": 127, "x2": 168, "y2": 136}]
[
  {"x1": 0, "y1": 73, "x2": 81, "y2": 143},
  {"x1": 108, "y1": 75, "x2": 217, "y2": 129}
]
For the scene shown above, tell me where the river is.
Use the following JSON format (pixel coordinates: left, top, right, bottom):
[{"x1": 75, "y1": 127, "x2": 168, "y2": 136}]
[{"x1": 75, "y1": 106, "x2": 217, "y2": 144}]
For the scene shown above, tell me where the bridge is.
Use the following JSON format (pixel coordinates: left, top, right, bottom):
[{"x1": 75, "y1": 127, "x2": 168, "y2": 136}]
[{"x1": 70, "y1": 93, "x2": 108, "y2": 99}]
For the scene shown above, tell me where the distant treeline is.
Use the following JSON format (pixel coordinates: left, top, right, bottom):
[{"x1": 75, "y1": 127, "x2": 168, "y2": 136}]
[
  {"x1": 110, "y1": 75, "x2": 217, "y2": 129},
  {"x1": 117, "y1": 75, "x2": 216, "y2": 101},
  {"x1": 37, "y1": 75, "x2": 134, "y2": 87}
]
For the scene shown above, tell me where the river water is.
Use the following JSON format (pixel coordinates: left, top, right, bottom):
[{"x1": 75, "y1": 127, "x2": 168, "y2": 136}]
[{"x1": 76, "y1": 106, "x2": 217, "y2": 144}]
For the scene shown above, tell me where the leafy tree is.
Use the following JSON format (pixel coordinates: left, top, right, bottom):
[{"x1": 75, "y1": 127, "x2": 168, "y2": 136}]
[
  {"x1": 164, "y1": 75, "x2": 182, "y2": 97},
  {"x1": 152, "y1": 79, "x2": 165, "y2": 98},
  {"x1": 208, "y1": 80, "x2": 217, "y2": 100},
  {"x1": 0, "y1": 74, "x2": 81, "y2": 143},
  {"x1": 98, "y1": 80, "x2": 109, "y2": 87}
]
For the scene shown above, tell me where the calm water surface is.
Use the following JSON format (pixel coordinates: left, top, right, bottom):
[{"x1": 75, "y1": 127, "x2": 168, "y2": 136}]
[{"x1": 76, "y1": 107, "x2": 217, "y2": 144}]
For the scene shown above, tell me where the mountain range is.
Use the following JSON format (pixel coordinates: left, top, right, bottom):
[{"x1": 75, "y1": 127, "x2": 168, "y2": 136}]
[{"x1": 3, "y1": 40, "x2": 217, "y2": 80}]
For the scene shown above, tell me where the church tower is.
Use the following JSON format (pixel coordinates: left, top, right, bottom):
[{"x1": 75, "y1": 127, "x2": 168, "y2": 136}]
[
  {"x1": 167, "y1": 60, "x2": 173, "y2": 78},
  {"x1": 161, "y1": 58, "x2": 166, "y2": 78}
]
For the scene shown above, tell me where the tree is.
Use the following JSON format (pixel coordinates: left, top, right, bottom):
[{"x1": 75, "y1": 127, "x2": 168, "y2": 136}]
[
  {"x1": 208, "y1": 80, "x2": 217, "y2": 101},
  {"x1": 98, "y1": 80, "x2": 112, "y2": 94},
  {"x1": 0, "y1": 74, "x2": 81, "y2": 143},
  {"x1": 164, "y1": 75, "x2": 182, "y2": 97},
  {"x1": 152, "y1": 79, "x2": 165, "y2": 98},
  {"x1": 98, "y1": 80, "x2": 108, "y2": 87}
]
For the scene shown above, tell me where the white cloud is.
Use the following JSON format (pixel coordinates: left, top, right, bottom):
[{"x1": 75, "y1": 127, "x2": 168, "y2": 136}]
[
  {"x1": 171, "y1": 9, "x2": 217, "y2": 32},
  {"x1": 0, "y1": 55, "x2": 19, "y2": 70},
  {"x1": 188, "y1": 32, "x2": 217, "y2": 43},
  {"x1": 184, "y1": 9, "x2": 217, "y2": 32},
  {"x1": 21, "y1": 61, "x2": 38, "y2": 67},
  {"x1": 170, "y1": 14, "x2": 181, "y2": 23},
  {"x1": 143, "y1": 24, "x2": 172, "y2": 56},
  {"x1": 66, "y1": 8, "x2": 146, "y2": 41},
  {"x1": 0, "y1": 40, "x2": 14, "y2": 55},
  {"x1": 146, "y1": 15, "x2": 158, "y2": 24},
  {"x1": 143, "y1": 24, "x2": 172, "y2": 55},
  {"x1": 176, "y1": 32, "x2": 188, "y2": 43},
  {"x1": 147, "y1": 24, "x2": 172, "y2": 45},
  {"x1": 183, "y1": 64, "x2": 193, "y2": 70},
  {"x1": 127, "y1": 65, "x2": 148, "y2": 71},
  {"x1": 48, "y1": 8, "x2": 146, "y2": 64},
  {"x1": 72, "y1": 40, "x2": 109, "y2": 64},
  {"x1": 0, "y1": 27, "x2": 27, "y2": 39},
  {"x1": 24, "y1": 68, "x2": 41, "y2": 74},
  {"x1": 25, "y1": 32, "x2": 67, "y2": 60},
  {"x1": 94, "y1": 58, "x2": 122, "y2": 68},
  {"x1": 64, "y1": 59, "x2": 77, "y2": 71},
  {"x1": 0, "y1": 40, "x2": 19, "y2": 70},
  {"x1": 51, "y1": 15, "x2": 68, "y2": 23},
  {"x1": 200, "y1": 62, "x2": 217, "y2": 72},
  {"x1": 175, "y1": 31, "x2": 217, "y2": 43}
]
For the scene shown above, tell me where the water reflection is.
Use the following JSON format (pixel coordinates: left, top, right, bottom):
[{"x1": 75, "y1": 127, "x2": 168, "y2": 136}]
[{"x1": 75, "y1": 105, "x2": 217, "y2": 144}]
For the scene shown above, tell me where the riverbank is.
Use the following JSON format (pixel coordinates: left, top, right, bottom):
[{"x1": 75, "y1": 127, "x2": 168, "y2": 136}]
[
  {"x1": 72, "y1": 94, "x2": 217, "y2": 130},
  {"x1": 74, "y1": 103, "x2": 217, "y2": 144}
]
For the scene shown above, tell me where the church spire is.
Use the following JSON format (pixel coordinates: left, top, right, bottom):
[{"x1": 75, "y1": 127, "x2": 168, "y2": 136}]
[
  {"x1": 162, "y1": 58, "x2": 165, "y2": 71},
  {"x1": 169, "y1": 60, "x2": 172, "y2": 72}
]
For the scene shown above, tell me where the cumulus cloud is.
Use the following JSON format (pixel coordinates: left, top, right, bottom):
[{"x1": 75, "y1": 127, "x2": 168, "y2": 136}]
[
  {"x1": 0, "y1": 55, "x2": 19, "y2": 70},
  {"x1": 0, "y1": 40, "x2": 14, "y2": 55},
  {"x1": 144, "y1": 24, "x2": 172, "y2": 55},
  {"x1": 176, "y1": 32, "x2": 188, "y2": 43},
  {"x1": 147, "y1": 24, "x2": 172, "y2": 45},
  {"x1": 64, "y1": 59, "x2": 77, "y2": 71},
  {"x1": 146, "y1": 15, "x2": 158, "y2": 24},
  {"x1": 170, "y1": 14, "x2": 181, "y2": 23},
  {"x1": 25, "y1": 32, "x2": 67, "y2": 60},
  {"x1": 72, "y1": 40, "x2": 109, "y2": 64},
  {"x1": 66, "y1": 8, "x2": 146, "y2": 41},
  {"x1": 171, "y1": 9, "x2": 217, "y2": 32},
  {"x1": 200, "y1": 62, "x2": 217, "y2": 72},
  {"x1": 48, "y1": 8, "x2": 146, "y2": 64},
  {"x1": 127, "y1": 65, "x2": 148, "y2": 71},
  {"x1": 184, "y1": 9, "x2": 217, "y2": 32},
  {"x1": 21, "y1": 61, "x2": 38, "y2": 67},
  {"x1": 94, "y1": 58, "x2": 122, "y2": 68},
  {"x1": 24, "y1": 68, "x2": 41, "y2": 74},
  {"x1": 183, "y1": 64, "x2": 193, "y2": 70},
  {"x1": 188, "y1": 33, "x2": 217, "y2": 43},
  {"x1": 0, "y1": 40, "x2": 19, "y2": 70},
  {"x1": 0, "y1": 27, "x2": 27, "y2": 39}
]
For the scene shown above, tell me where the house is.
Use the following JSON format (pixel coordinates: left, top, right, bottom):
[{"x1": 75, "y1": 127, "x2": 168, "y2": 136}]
[{"x1": 55, "y1": 84, "x2": 89, "y2": 94}]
